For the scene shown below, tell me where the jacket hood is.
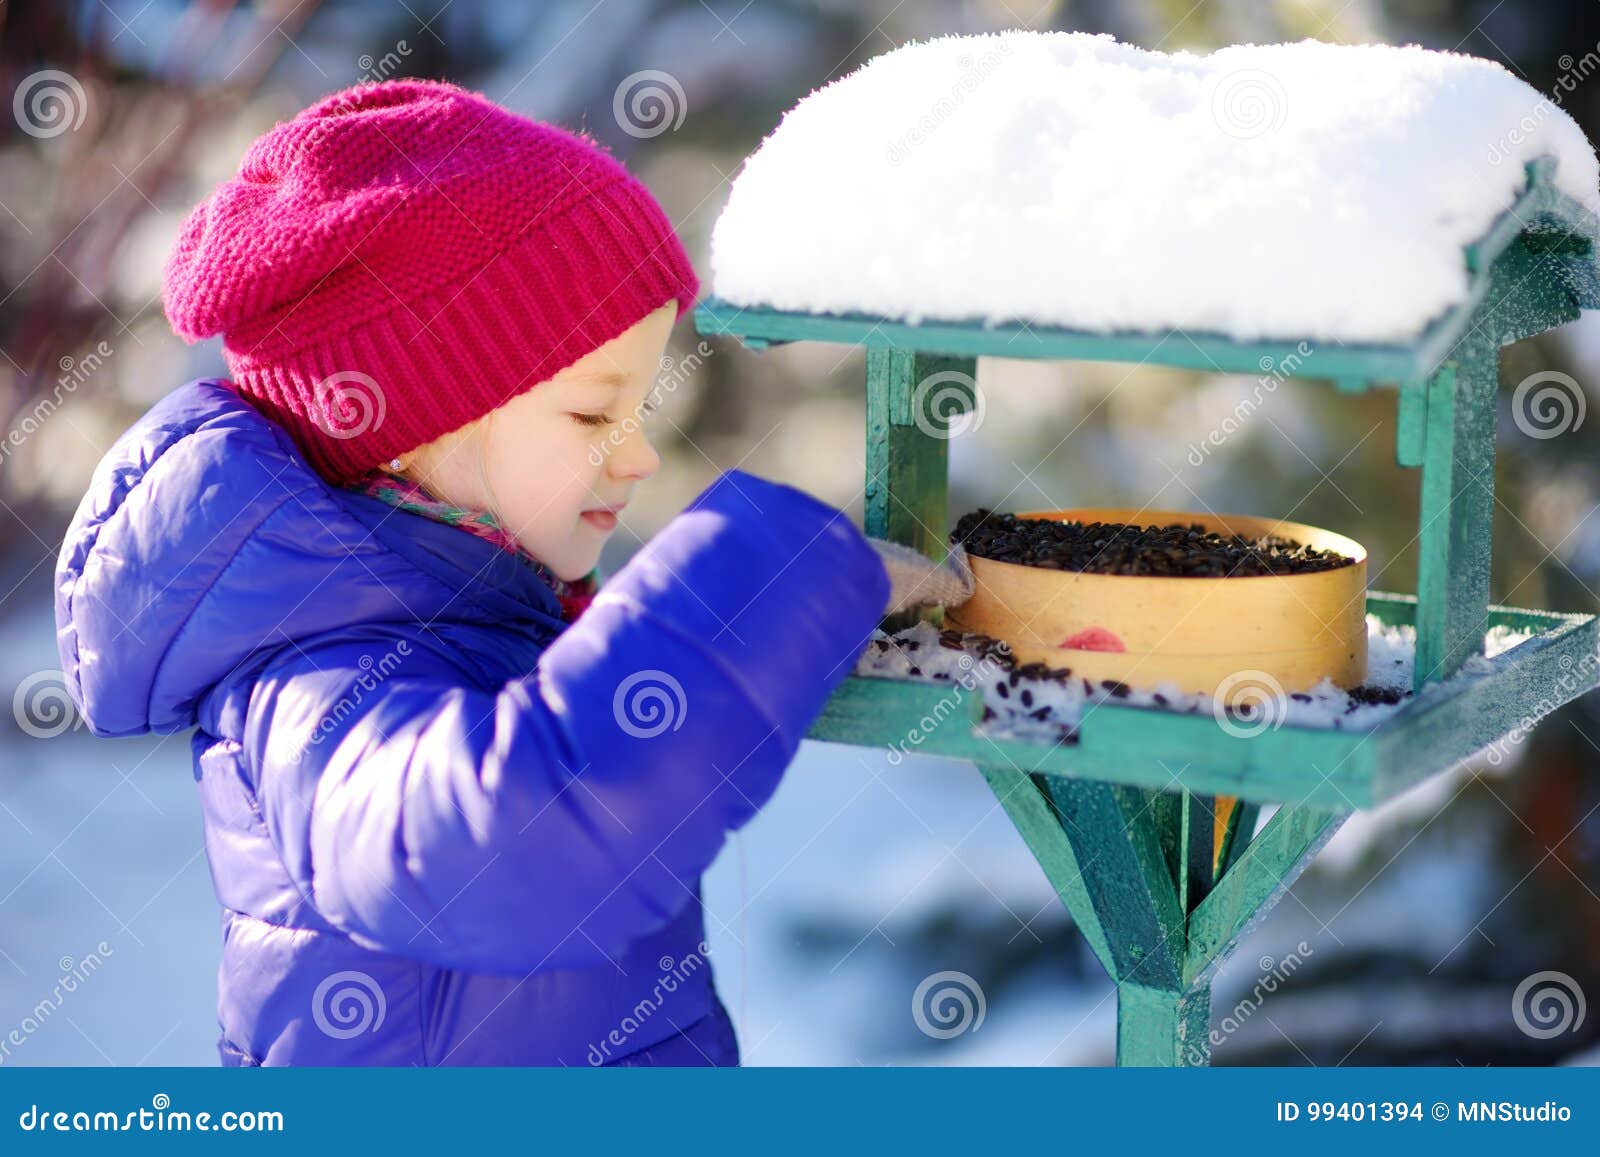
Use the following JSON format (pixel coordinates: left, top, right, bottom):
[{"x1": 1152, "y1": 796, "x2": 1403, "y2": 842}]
[{"x1": 55, "y1": 378, "x2": 569, "y2": 738}]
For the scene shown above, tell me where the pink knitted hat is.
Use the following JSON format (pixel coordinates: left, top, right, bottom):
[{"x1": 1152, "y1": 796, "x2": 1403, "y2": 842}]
[{"x1": 162, "y1": 78, "x2": 700, "y2": 483}]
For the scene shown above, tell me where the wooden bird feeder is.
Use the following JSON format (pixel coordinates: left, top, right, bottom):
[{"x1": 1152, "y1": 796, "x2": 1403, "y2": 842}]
[{"x1": 696, "y1": 153, "x2": 1600, "y2": 1065}]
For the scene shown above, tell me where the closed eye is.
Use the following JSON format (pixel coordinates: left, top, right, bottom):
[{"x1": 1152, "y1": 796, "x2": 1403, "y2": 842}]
[{"x1": 571, "y1": 412, "x2": 613, "y2": 428}]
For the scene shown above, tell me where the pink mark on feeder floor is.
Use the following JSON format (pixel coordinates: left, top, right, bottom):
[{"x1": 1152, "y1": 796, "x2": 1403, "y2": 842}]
[{"x1": 1060, "y1": 626, "x2": 1126, "y2": 653}]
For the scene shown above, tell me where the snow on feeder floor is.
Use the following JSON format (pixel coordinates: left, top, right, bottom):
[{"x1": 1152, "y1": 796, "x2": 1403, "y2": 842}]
[
  {"x1": 944, "y1": 508, "x2": 1369, "y2": 701},
  {"x1": 856, "y1": 616, "x2": 1538, "y2": 743}
]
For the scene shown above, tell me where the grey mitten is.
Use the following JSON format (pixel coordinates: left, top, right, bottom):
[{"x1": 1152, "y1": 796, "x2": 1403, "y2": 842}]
[{"x1": 868, "y1": 537, "x2": 977, "y2": 615}]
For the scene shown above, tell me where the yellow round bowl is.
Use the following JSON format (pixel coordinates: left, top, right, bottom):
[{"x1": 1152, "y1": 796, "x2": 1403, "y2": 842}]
[{"x1": 945, "y1": 507, "x2": 1368, "y2": 700}]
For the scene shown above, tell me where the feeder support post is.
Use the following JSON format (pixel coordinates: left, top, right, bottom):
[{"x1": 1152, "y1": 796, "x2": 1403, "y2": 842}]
[
  {"x1": 1413, "y1": 331, "x2": 1499, "y2": 691},
  {"x1": 866, "y1": 349, "x2": 975, "y2": 632}
]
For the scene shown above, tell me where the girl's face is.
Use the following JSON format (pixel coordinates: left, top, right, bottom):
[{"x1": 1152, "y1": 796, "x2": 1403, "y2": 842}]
[{"x1": 402, "y1": 302, "x2": 675, "y2": 582}]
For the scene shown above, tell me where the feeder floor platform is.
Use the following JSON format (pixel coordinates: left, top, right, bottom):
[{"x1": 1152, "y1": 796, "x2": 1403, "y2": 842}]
[{"x1": 810, "y1": 591, "x2": 1600, "y2": 810}]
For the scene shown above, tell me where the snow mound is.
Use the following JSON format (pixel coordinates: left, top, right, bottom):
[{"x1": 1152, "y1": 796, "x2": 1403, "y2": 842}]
[{"x1": 711, "y1": 32, "x2": 1599, "y2": 344}]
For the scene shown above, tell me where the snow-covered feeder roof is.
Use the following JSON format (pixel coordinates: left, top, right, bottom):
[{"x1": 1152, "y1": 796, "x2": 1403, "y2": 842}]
[{"x1": 707, "y1": 32, "x2": 1600, "y2": 356}]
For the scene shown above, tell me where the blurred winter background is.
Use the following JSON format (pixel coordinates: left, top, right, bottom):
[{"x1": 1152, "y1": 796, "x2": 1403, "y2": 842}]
[{"x1": 3, "y1": 0, "x2": 1600, "y2": 1066}]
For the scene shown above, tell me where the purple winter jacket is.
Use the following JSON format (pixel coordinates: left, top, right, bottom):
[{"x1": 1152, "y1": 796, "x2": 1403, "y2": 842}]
[{"x1": 53, "y1": 378, "x2": 889, "y2": 1066}]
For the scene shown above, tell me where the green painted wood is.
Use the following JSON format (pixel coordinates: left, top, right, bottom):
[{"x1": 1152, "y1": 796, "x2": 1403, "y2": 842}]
[
  {"x1": 1556, "y1": 247, "x2": 1600, "y2": 309},
  {"x1": 1117, "y1": 983, "x2": 1212, "y2": 1067},
  {"x1": 1046, "y1": 780, "x2": 1188, "y2": 988},
  {"x1": 976, "y1": 767, "x2": 1119, "y2": 978},
  {"x1": 1413, "y1": 339, "x2": 1498, "y2": 690},
  {"x1": 1396, "y1": 378, "x2": 1428, "y2": 467},
  {"x1": 1215, "y1": 800, "x2": 1261, "y2": 879},
  {"x1": 1479, "y1": 233, "x2": 1584, "y2": 346},
  {"x1": 1179, "y1": 791, "x2": 1216, "y2": 914},
  {"x1": 866, "y1": 349, "x2": 972, "y2": 634},
  {"x1": 1147, "y1": 786, "x2": 1182, "y2": 891},
  {"x1": 1072, "y1": 699, "x2": 1373, "y2": 808},
  {"x1": 1406, "y1": 157, "x2": 1595, "y2": 376},
  {"x1": 813, "y1": 593, "x2": 1599, "y2": 806},
  {"x1": 1365, "y1": 589, "x2": 1418, "y2": 628},
  {"x1": 1184, "y1": 805, "x2": 1349, "y2": 989},
  {"x1": 698, "y1": 296, "x2": 1421, "y2": 382},
  {"x1": 1370, "y1": 604, "x2": 1600, "y2": 801}
]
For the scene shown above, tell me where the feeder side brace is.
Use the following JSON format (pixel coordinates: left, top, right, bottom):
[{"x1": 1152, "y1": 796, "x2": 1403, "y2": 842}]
[{"x1": 694, "y1": 156, "x2": 1600, "y2": 1066}]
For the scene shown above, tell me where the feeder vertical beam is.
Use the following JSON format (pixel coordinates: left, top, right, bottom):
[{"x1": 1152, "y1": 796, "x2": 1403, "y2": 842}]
[
  {"x1": 1395, "y1": 378, "x2": 1428, "y2": 468},
  {"x1": 865, "y1": 350, "x2": 975, "y2": 631},
  {"x1": 1413, "y1": 333, "x2": 1498, "y2": 690},
  {"x1": 1117, "y1": 983, "x2": 1212, "y2": 1067}
]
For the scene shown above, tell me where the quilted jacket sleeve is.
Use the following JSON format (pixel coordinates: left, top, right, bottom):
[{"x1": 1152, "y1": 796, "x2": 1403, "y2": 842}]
[{"x1": 241, "y1": 470, "x2": 889, "y2": 975}]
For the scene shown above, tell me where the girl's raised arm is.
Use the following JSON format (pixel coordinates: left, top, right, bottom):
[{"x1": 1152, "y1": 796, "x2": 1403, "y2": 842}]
[{"x1": 242, "y1": 469, "x2": 889, "y2": 975}]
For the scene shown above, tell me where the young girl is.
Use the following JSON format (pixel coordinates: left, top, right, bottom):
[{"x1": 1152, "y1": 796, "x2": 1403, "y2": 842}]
[{"x1": 53, "y1": 78, "x2": 970, "y2": 1066}]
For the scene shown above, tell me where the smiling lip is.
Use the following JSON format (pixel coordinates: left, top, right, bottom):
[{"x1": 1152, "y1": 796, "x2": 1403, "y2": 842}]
[{"x1": 581, "y1": 506, "x2": 622, "y2": 529}]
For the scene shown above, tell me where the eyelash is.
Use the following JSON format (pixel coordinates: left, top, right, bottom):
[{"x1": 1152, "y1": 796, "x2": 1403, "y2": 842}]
[{"x1": 571, "y1": 399, "x2": 660, "y2": 427}]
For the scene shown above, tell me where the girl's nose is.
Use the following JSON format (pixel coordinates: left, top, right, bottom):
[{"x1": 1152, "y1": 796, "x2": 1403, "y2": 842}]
[{"x1": 611, "y1": 425, "x2": 660, "y2": 482}]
